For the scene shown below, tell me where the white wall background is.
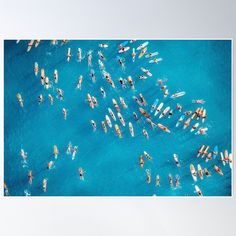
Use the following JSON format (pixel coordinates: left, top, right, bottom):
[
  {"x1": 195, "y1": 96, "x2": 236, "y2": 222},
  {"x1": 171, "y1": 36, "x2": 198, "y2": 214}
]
[{"x1": 0, "y1": 0, "x2": 235, "y2": 235}]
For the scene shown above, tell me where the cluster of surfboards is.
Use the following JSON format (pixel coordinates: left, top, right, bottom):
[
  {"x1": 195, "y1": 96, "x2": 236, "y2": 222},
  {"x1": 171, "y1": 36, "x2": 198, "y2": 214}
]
[{"x1": 190, "y1": 145, "x2": 232, "y2": 196}]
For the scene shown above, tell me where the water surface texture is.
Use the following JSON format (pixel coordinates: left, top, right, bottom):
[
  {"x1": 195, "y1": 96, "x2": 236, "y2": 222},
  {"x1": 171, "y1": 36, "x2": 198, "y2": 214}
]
[{"x1": 4, "y1": 40, "x2": 232, "y2": 196}]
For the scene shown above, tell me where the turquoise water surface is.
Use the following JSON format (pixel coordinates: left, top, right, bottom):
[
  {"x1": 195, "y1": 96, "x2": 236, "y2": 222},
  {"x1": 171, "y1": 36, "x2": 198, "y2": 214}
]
[{"x1": 4, "y1": 40, "x2": 232, "y2": 196}]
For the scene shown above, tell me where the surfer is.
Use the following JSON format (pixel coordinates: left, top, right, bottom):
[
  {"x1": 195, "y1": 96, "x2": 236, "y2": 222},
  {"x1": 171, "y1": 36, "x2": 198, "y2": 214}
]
[{"x1": 79, "y1": 167, "x2": 84, "y2": 180}]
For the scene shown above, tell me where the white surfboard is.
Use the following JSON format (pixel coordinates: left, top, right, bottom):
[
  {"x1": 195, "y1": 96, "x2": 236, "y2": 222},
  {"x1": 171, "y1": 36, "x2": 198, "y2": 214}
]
[
  {"x1": 105, "y1": 115, "x2": 112, "y2": 128},
  {"x1": 195, "y1": 185, "x2": 203, "y2": 196},
  {"x1": 190, "y1": 164, "x2": 197, "y2": 182},
  {"x1": 108, "y1": 108, "x2": 116, "y2": 121},
  {"x1": 154, "y1": 102, "x2": 164, "y2": 116},
  {"x1": 170, "y1": 91, "x2": 186, "y2": 99},
  {"x1": 118, "y1": 46, "x2": 130, "y2": 53},
  {"x1": 159, "y1": 106, "x2": 170, "y2": 119},
  {"x1": 129, "y1": 122, "x2": 134, "y2": 137},
  {"x1": 145, "y1": 52, "x2": 158, "y2": 58},
  {"x1": 137, "y1": 41, "x2": 149, "y2": 50}
]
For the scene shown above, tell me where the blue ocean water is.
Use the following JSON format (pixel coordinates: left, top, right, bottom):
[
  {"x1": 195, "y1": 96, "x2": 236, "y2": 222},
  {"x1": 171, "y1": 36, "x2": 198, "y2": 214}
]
[{"x1": 4, "y1": 40, "x2": 231, "y2": 196}]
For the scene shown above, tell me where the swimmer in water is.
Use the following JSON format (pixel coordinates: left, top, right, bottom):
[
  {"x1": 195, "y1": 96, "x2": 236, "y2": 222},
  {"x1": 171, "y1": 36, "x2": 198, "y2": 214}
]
[
  {"x1": 169, "y1": 174, "x2": 173, "y2": 187},
  {"x1": 175, "y1": 175, "x2": 180, "y2": 188},
  {"x1": 57, "y1": 88, "x2": 63, "y2": 100},
  {"x1": 100, "y1": 87, "x2": 106, "y2": 98},
  {"x1": 206, "y1": 152, "x2": 212, "y2": 162},
  {"x1": 177, "y1": 103, "x2": 182, "y2": 112},
  {"x1": 28, "y1": 170, "x2": 33, "y2": 184},
  {"x1": 90, "y1": 120, "x2": 96, "y2": 131},
  {"x1": 44, "y1": 77, "x2": 50, "y2": 90},
  {"x1": 183, "y1": 118, "x2": 191, "y2": 129},
  {"x1": 77, "y1": 48, "x2": 82, "y2": 62},
  {"x1": 67, "y1": 48, "x2": 71, "y2": 62},
  {"x1": 127, "y1": 76, "x2": 135, "y2": 90},
  {"x1": 102, "y1": 121, "x2": 107, "y2": 133},
  {"x1": 204, "y1": 168, "x2": 211, "y2": 177},
  {"x1": 141, "y1": 67, "x2": 152, "y2": 77},
  {"x1": 173, "y1": 154, "x2": 180, "y2": 167},
  {"x1": 138, "y1": 75, "x2": 147, "y2": 80},
  {"x1": 87, "y1": 50, "x2": 93, "y2": 67},
  {"x1": 87, "y1": 93, "x2": 94, "y2": 109},
  {"x1": 139, "y1": 93, "x2": 147, "y2": 106},
  {"x1": 48, "y1": 94, "x2": 53, "y2": 105},
  {"x1": 117, "y1": 56, "x2": 125, "y2": 70},
  {"x1": 197, "y1": 164, "x2": 204, "y2": 179},
  {"x1": 214, "y1": 165, "x2": 224, "y2": 176},
  {"x1": 105, "y1": 115, "x2": 112, "y2": 128},
  {"x1": 139, "y1": 107, "x2": 150, "y2": 118},
  {"x1": 61, "y1": 40, "x2": 69, "y2": 45},
  {"x1": 77, "y1": 75, "x2": 83, "y2": 89},
  {"x1": 192, "y1": 99, "x2": 205, "y2": 104},
  {"x1": 146, "y1": 169, "x2": 151, "y2": 184},
  {"x1": 112, "y1": 98, "x2": 121, "y2": 112},
  {"x1": 79, "y1": 167, "x2": 84, "y2": 180},
  {"x1": 164, "y1": 89, "x2": 169, "y2": 97},
  {"x1": 103, "y1": 71, "x2": 115, "y2": 88},
  {"x1": 190, "y1": 122, "x2": 199, "y2": 132},
  {"x1": 41, "y1": 68, "x2": 46, "y2": 85},
  {"x1": 16, "y1": 93, "x2": 24, "y2": 107},
  {"x1": 149, "y1": 58, "x2": 163, "y2": 64},
  {"x1": 20, "y1": 149, "x2": 27, "y2": 161},
  {"x1": 98, "y1": 50, "x2": 106, "y2": 60},
  {"x1": 51, "y1": 40, "x2": 57, "y2": 45},
  {"x1": 27, "y1": 40, "x2": 34, "y2": 52},
  {"x1": 196, "y1": 107, "x2": 203, "y2": 120},
  {"x1": 108, "y1": 108, "x2": 116, "y2": 121},
  {"x1": 196, "y1": 127, "x2": 208, "y2": 135},
  {"x1": 139, "y1": 47, "x2": 147, "y2": 58},
  {"x1": 117, "y1": 112, "x2": 125, "y2": 127},
  {"x1": 34, "y1": 62, "x2": 39, "y2": 76},
  {"x1": 156, "y1": 175, "x2": 160, "y2": 187},
  {"x1": 156, "y1": 79, "x2": 167, "y2": 86},
  {"x1": 66, "y1": 142, "x2": 72, "y2": 154},
  {"x1": 184, "y1": 110, "x2": 192, "y2": 116},
  {"x1": 145, "y1": 51, "x2": 159, "y2": 58},
  {"x1": 157, "y1": 123, "x2": 171, "y2": 133},
  {"x1": 139, "y1": 155, "x2": 144, "y2": 168},
  {"x1": 53, "y1": 145, "x2": 59, "y2": 159},
  {"x1": 114, "y1": 124, "x2": 122, "y2": 138},
  {"x1": 62, "y1": 108, "x2": 68, "y2": 120},
  {"x1": 146, "y1": 118, "x2": 156, "y2": 129},
  {"x1": 195, "y1": 185, "x2": 203, "y2": 196},
  {"x1": 133, "y1": 112, "x2": 139, "y2": 122},
  {"x1": 197, "y1": 145, "x2": 205, "y2": 157},
  {"x1": 129, "y1": 122, "x2": 134, "y2": 137},
  {"x1": 119, "y1": 97, "x2": 128, "y2": 109},
  {"x1": 144, "y1": 151, "x2": 152, "y2": 160},
  {"x1": 90, "y1": 69, "x2": 96, "y2": 83},
  {"x1": 202, "y1": 146, "x2": 210, "y2": 158},
  {"x1": 143, "y1": 129, "x2": 149, "y2": 139},
  {"x1": 202, "y1": 109, "x2": 207, "y2": 123},
  {"x1": 191, "y1": 108, "x2": 199, "y2": 119},
  {"x1": 133, "y1": 96, "x2": 143, "y2": 106},
  {"x1": 42, "y1": 179, "x2": 47, "y2": 192},
  {"x1": 4, "y1": 182, "x2": 9, "y2": 196},
  {"x1": 47, "y1": 161, "x2": 54, "y2": 170},
  {"x1": 118, "y1": 77, "x2": 127, "y2": 89},
  {"x1": 131, "y1": 48, "x2": 136, "y2": 62},
  {"x1": 98, "y1": 59, "x2": 105, "y2": 71},
  {"x1": 54, "y1": 69, "x2": 58, "y2": 83},
  {"x1": 91, "y1": 96, "x2": 98, "y2": 107},
  {"x1": 72, "y1": 146, "x2": 78, "y2": 160},
  {"x1": 168, "y1": 109, "x2": 173, "y2": 118},
  {"x1": 99, "y1": 43, "x2": 109, "y2": 48}
]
